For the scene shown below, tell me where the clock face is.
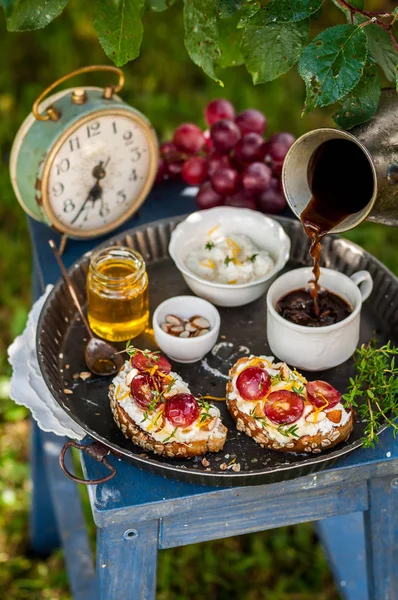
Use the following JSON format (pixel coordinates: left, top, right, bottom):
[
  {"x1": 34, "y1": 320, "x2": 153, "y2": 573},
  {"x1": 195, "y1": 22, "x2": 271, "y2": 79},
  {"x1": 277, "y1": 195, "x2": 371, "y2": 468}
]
[{"x1": 44, "y1": 110, "x2": 157, "y2": 237}]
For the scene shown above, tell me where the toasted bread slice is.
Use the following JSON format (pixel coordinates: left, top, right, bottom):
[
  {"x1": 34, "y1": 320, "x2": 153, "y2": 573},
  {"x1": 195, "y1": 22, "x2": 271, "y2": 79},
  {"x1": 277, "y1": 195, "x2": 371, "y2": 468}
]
[
  {"x1": 109, "y1": 358, "x2": 227, "y2": 458},
  {"x1": 226, "y1": 356, "x2": 354, "y2": 454}
]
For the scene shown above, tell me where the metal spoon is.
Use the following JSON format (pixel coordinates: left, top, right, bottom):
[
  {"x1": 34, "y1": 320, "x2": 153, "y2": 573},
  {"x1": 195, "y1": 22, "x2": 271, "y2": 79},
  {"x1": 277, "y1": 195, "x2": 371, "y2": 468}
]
[{"x1": 49, "y1": 240, "x2": 123, "y2": 376}]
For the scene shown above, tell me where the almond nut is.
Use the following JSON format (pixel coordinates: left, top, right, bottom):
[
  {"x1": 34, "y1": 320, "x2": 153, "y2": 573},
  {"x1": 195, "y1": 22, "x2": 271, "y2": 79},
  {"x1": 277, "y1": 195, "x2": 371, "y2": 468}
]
[{"x1": 326, "y1": 409, "x2": 342, "y2": 424}]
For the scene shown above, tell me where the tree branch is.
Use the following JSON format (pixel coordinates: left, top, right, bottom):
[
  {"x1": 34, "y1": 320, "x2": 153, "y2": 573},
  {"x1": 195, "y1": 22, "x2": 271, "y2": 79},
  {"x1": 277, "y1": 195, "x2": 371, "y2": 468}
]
[
  {"x1": 386, "y1": 27, "x2": 398, "y2": 53},
  {"x1": 334, "y1": 0, "x2": 393, "y2": 19},
  {"x1": 333, "y1": 0, "x2": 398, "y2": 53}
]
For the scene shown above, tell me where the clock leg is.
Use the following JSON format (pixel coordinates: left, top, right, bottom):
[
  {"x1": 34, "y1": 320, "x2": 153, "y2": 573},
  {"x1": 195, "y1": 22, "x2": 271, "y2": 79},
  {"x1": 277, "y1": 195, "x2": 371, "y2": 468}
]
[{"x1": 59, "y1": 234, "x2": 68, "y2": 256}]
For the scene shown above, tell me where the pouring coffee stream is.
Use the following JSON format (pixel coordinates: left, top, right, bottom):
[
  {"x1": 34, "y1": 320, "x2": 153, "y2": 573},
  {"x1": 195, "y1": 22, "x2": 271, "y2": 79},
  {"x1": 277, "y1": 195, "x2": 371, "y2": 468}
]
[
  {"x1": 299, "y1": 137, "x2": 375, "y2": 314},
  {"x1": 282, "y1": 90, "x2": 398, "y2": 318}
]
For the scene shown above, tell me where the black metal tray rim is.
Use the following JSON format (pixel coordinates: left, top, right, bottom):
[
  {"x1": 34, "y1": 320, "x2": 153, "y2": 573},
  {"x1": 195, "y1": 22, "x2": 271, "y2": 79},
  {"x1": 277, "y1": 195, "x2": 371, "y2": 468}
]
[{"x1": 36, "y1": 214, "x2": 398, "y2": 486}]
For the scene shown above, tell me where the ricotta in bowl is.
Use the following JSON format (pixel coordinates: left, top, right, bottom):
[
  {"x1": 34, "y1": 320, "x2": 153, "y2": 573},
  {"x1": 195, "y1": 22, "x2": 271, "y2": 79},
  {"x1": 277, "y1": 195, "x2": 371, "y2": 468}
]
[{"x1": 186, "y1": 231, "x2": 274, "y2": 285}]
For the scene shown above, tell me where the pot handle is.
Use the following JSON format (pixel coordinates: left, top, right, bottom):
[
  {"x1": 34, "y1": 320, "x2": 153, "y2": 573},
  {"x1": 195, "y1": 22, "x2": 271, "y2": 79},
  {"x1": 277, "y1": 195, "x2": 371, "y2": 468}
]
[
  {"x1": 59, "y1": 440, "x2": 117, "y2": 485},
  {"x1": 350, "y1": 270, "x2": 373, "y2": 303}
]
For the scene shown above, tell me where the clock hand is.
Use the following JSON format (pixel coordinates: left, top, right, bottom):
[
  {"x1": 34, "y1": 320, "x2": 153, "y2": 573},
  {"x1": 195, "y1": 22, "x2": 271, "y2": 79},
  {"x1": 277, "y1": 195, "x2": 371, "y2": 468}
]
[
  {"x1": 70, "y1": 159, "x2": 107, "y2": 225},
  {"x1": 70, "y1": 190, "x2": 95, "y2": 225}
]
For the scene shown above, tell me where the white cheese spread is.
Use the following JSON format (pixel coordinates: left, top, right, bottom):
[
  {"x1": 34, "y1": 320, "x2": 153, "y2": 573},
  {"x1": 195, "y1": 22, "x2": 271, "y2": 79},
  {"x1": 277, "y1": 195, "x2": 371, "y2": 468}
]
[
  {"x1": 186, "y1": 232, "x2": 274, "y2": 284},
  {"x1": 229, "y1": 356, "x2": 351, "y2": 446},
  {"x1": 112, "y1": 361, "x2": 224, "y2": 444}
]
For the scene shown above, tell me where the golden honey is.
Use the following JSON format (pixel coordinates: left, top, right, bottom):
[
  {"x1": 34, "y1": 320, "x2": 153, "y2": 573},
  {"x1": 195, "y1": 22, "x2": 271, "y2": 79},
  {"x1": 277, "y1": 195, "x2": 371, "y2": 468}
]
[{"x1": 87, "y1": 246, "x2": 149, "y2": 342}]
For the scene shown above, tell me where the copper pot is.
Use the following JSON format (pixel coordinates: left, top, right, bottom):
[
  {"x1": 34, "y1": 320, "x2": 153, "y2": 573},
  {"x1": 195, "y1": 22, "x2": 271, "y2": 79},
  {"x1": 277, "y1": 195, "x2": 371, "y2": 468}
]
[{"x1": 282, "y1": 89, "x2": 398, "y2": 232}]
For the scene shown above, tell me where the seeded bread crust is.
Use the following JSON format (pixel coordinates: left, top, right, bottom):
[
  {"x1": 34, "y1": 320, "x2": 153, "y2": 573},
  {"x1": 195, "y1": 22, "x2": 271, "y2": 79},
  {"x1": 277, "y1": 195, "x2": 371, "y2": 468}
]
[
  {"x1": 109, "y1": 383, "x2": 228, "y2": 458},
  {"x1": 226, "y1": 359, "x2": 354, "y2": 454}
]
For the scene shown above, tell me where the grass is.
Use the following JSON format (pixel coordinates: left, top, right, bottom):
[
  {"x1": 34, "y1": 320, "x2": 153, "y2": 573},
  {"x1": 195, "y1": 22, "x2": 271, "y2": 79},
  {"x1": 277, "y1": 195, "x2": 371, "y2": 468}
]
[{"x1": 0, "y1": 0, "x2": 397, "y2": 598}]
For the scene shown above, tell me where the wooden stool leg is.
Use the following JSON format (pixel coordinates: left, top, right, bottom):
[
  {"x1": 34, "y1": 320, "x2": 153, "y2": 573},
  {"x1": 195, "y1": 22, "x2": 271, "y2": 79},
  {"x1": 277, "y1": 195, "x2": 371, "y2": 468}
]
[
  {"x1": 30, "y1": 422, "x2": 60, "y2": 554},
  {"x1": 364, "y1": 475, "x2": 398, "y2": 600},
  {"x1": 97, "y1": 520, "x2": 159, "y2": 600}
]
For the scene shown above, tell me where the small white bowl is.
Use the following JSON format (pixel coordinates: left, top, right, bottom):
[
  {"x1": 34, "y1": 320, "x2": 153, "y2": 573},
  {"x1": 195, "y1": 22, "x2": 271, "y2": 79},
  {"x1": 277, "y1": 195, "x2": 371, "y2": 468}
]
[
  {"x1": 153, "y1": 296, "x2": 221, "y2": 363},
  {"x1": 169, "y1": 206, "x2": 290, "y2": 307}
]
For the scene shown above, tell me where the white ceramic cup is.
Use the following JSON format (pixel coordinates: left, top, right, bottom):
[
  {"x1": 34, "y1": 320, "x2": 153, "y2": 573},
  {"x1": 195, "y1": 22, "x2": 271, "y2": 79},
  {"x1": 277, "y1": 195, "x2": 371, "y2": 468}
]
[
  {"x1": 266, "y1": 267, "x2": 373, "y2": 371},
  {"x1": 153, "y1": 296, "x2": 221, "y2": 364}
]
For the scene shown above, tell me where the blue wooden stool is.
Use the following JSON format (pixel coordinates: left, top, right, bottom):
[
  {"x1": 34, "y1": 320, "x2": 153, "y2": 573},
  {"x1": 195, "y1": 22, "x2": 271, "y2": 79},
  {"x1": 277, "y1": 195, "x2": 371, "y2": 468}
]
[{"x1": 29, "y1": 184, "x2": 398, "y2": 600}]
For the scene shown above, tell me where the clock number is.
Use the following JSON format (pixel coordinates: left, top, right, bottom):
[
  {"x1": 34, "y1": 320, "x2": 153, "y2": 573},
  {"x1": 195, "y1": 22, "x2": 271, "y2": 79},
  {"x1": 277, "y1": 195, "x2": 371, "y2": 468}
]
[
  {"x1": 63, "y1": 199, "x2": 75, "y2": 213},
  {"x1": 69, "y1": 137, "x2": 80, "y2": 152},
  {"x1": 87, "y1": 121, "x2": 101, "y2": 138},
  {"x1": 117, "y1": 190, "x2": 127, "y2": 204},
  {"x1": 123, "y1": 131, "x2": 133, "y2": 146},
  {"x1": 130, "y1": 147, "x2": 142, "y2": 162},
  {"x1": 99, "y1": 204, "x2": 110, "y2": 218},
  {"x1": 52, "y1": 182, "x2": 64, "y2": 197},
  {"x1": 55, "y1": 158, "x2": 70, "y2": 176},
  {"x1": 112, "y1": 121, "x2": 117, "y2": 134},
  {"x1": 129, "y1": 169, "x2": 138, "y2": 182}
]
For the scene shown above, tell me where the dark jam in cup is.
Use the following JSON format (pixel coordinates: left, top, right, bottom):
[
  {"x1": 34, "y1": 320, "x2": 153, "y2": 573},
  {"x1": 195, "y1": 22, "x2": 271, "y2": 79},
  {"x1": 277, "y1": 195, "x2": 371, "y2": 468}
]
[{"x1": 275, "y1": 288, "x2": 352, "y2": 327}]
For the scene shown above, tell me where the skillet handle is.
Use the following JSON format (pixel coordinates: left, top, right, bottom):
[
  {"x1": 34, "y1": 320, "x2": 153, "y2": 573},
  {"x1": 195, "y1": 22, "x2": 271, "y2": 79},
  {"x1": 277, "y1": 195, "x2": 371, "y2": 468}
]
[{"x1": 59, "y1": 440, "x2": 117, "y2": 485}]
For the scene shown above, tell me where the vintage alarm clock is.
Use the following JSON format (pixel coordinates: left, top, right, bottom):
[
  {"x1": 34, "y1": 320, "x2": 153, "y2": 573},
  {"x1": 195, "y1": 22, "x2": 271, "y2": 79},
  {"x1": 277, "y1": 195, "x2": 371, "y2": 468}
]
[{"x1": 10, "y1": 65, "x2": 158, "y2": 240}]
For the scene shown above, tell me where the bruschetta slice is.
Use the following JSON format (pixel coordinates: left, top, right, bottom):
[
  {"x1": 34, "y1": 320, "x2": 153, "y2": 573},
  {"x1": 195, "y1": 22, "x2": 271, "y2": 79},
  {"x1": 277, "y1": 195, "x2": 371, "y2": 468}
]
[
  {"x1": 226, "y1": 355, "x2": 353, "y2": 454},
  {"x1": 109, "y1": 348, "x2": 227, "y2": 458}
]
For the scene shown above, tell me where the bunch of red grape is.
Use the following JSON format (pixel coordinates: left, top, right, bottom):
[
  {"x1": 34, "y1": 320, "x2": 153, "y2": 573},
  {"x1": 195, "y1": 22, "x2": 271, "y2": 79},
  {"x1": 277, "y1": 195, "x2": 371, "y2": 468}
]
[{"x1": 156, "y1": 99, "x2": 296, "y2": 214}]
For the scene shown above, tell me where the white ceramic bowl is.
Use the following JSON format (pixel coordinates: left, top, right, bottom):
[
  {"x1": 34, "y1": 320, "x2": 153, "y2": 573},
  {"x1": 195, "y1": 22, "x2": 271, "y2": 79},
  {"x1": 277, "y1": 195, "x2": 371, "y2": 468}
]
[
  {"x1": 168, "y1": 207, "x2": 291, "y2": 307},
  {"x1": 153, "y1": 296, "x2": 221, "y2": 363},
  {"x1": 266, "y1": 267, "x2": 373, "y2": 371}
]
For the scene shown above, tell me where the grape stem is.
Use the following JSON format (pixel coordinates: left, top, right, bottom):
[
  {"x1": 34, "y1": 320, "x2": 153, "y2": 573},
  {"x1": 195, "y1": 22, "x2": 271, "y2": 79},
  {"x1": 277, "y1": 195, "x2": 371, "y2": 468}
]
[{"x1": 334, "y1": 0, "x2": 398, "y2": 52}]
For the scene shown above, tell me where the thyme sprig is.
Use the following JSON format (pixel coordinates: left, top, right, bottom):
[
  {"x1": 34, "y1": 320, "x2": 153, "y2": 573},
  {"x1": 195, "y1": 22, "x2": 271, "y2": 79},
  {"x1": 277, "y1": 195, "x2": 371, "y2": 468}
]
[
  {"x1": 342, "y1": 341, "x2": 398, "y2": 448},
  {"x1": 163, "y1": 428, "x2": 177, "y2": 443},
  {"x1": 123, "y1": 341, "x2": 161, "y2": 361},
  {"x1": 277, "y1": 424, "x2": 300, "y2": 438}
]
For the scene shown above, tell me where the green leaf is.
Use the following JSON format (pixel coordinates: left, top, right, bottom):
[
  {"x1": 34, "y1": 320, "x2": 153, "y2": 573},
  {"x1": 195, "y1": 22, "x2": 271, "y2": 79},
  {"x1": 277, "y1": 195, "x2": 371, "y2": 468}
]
[
  {"x1": 241, "y1": 19, "x2": 309, "y2": 84},
  {"x1": 364, "y1": 23, "x2": 397, "y2": 83},
  {"x1": 396, "y1": 65, "x2": 398, "y2": 92},
  {"x1": 216, "y1": 0, "x2": 242, "y2": 19},
  {"x1": 333, "y1": 61, "x2": 380, "y2": 129},
  {"x1": 218, "y1": 13, "x2": 244, "y2": 67},
  {"x1": 266, "y1": 0, "x2": 325, "y2": 23},
  {"x1": 146, "y1": 0, "x2": 175, "y2": 11},
  {"x1": 94, "y1": 0, "x2": 145, "y2": 67},
  {"x1": 336, "y1": 10, "x2": 397, "y2": 83},
  {"x1": 183, "y1": 0, "x2": 223, "y2": 85},
  {"x1": 298, "y1": 24, "x2": 368, "y2": 113},
  {"x1": 237, "y1": 3, "x2": 262, "y2": 28},
  {"x1": 1, "y1": 0, "x2": 69, "y2": 31}
]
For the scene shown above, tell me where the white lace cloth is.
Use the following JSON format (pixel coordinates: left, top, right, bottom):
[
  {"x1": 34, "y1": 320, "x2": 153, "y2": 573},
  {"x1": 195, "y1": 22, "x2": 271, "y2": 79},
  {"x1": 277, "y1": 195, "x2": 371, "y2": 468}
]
[{"x1": 8, "y1": 286, "x2": 85, "y2": 440}]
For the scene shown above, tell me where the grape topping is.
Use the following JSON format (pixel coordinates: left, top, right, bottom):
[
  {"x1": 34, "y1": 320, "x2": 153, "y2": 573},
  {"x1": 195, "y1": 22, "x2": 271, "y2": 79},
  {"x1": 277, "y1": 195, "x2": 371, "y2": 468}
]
[
  {"x1": 132, "y1": 351, "x2": 171, "y2": 374},
  {"x1": 264, "y1": 390, "x2": 304, "y2": 425},
  {"x1": 165, "y1": 393, "x2": 200, "y2": 428},
  {"x1": 131, "y1": 373, "x2": 160, "y2": 410},
  {"x1": 306, "y1": 381, "x2": 341, "y2": 409},
  {"x1": 236, "y1": 367, "x2": 271, "y2": 401}
]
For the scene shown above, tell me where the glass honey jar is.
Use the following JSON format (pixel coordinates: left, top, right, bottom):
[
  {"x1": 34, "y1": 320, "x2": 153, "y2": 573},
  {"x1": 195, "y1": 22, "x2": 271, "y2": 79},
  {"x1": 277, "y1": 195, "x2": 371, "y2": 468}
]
[{"x1": 87, "y1": 246, "x2": 149, "y2": 342}]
